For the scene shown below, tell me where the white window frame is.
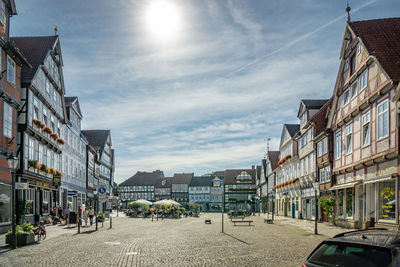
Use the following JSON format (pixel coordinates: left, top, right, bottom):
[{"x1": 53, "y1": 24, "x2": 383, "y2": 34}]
[
  {"x1": 335, "y1": 131, "x2": 342, "y2": 159},
  {"x1": 3, "y1": 102, "x2": 12, "y2": 138},
  {"x1": 0, "y1": 0, "x2": 5, "y2": 26},
  {"x1": 359, "y1": 69, "x2": 368, "y2": 91},
  {"x1": 343, "y1": 88, "x2": 350, "y2": 106},
  {"x1": 323, "y1": 138, "x2": 328, "y2": 155},
  {"x1": 377, "y1": 99, "x2": 389, "y2": 140},
  {"x1": 350, "y1": 81, "x2": 358, "y2": 100},
  {"x1": 356, "y1": 42, "x2": 361, "y2": 55},
  {"x1": 362, "y1": 111, "x2": 371, "y2": 147},
  {"x1": 345, "y1": 124, "x2": 353, "y2": 154},
  {"x1": 7, "y1": 56, "x2": 16, "y2": 86}
]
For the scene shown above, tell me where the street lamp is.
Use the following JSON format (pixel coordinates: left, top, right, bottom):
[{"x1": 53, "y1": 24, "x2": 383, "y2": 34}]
[
  {"x1": 271, "y1": 188, "x2": 276, "y2": 222},
  {"x1": 312, "y1": 178, "x2": 319, "y2": 235},
  {"x1": 7, "y1": 155, "x2": 18, "y2": 249}
]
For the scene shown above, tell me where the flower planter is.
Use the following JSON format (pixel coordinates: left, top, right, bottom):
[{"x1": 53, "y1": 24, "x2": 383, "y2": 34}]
[{"x1": 6, "y1": 233, "x2": 35, "y2": 246}]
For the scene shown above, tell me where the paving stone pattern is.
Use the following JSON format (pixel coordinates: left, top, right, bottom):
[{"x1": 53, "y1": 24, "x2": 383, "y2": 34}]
[{"x1": 0, "y1": 213, "x2": 327, "y2": 267}]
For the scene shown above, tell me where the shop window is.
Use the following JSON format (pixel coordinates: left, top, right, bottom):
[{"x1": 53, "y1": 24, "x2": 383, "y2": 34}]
[
  {"x1": 379, "y1": 181, "x2": 396, "y2": 221},
  {"x1": 42, "y1": 191, "x2": 50, "y2": 214},
  {"x1": 346, "y1": 188, "x2": 353, "y2": 218},
  {"x1": 25, "y1": 188, "x2": 35, "y2": 214},
  {"x1": 0, "y1": 184, "x2": 11, "y2": 223},
  {"x1": 337, "y1": 189, "x2": 344, "y2": 218}
]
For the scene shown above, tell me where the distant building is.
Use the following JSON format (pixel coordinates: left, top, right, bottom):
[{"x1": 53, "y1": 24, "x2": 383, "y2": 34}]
[
  {"x1": 171, "y1": 173, "x2": 193, "y2": 206},
  {"x1": 224, "y1": 168, "x2": 256, "y2": 212},
  {"x1": 210, "y1": 175, "x2": 223, "y2": 211},
  {"x1": 189, "y1": 176, "x2": 213, "y2": 211},
  {"x1": 155, "y1": 177, "x2": 172, "y2": 201},
  {"x1": 118, "y1": 170, "x2": 164, "y2": 205}
]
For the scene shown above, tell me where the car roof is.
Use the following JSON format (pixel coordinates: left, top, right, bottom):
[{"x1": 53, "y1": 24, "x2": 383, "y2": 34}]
[{"x1": 326, "y1": 229, "x2": 400, "y2": 248}]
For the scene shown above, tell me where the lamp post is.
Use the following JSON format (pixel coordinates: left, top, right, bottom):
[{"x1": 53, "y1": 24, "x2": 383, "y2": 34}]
[
  {"x1": 94, "y1": 189, "x2": 98, "y2": 231},
  {"x1": 271, "y1": 188, "x2": 276, "y2": 222},
  {"x1": 221, "y1": 180, "x2": 225, "y2": 233},
  {"x1": 312, "y1": 178, "x2": 319, "y2": 235},
  {"x1": 7, "y1": 155, "x2": 18, "y2": 249}
]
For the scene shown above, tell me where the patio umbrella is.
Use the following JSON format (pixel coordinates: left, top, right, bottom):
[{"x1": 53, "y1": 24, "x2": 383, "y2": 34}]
[
  {"x1": 132, "y1": 199, "x2": 152, "y2": 206},
  {"x1": 154, "y1": 199, "x2": 181, "y2": 206}
]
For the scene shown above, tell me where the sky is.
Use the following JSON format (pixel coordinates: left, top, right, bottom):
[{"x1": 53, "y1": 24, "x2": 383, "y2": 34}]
[{"x1": 10, "y1": 0, "x2": 399, "y2": 183}]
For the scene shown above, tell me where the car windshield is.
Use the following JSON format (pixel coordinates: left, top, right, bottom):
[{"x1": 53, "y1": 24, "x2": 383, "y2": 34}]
[{"x1": 307, "y1": 242, "x2": 392, "y2": 267}]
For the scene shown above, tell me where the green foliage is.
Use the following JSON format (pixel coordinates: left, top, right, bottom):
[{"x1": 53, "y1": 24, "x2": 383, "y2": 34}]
[
  {"x1": 318, "y1": 196, "x2": 336, "y2": 218},
  {"x1": 189, "y1": 202, "x2": 200, "y2": 211},
  {"x1": 128, "y1": 201, "x2": 141, "y2": 210},
  {"x1": 7, "y1": 223, "x2": 35, "y2": 235},
  {"x1": 97, "y1": 212, "x2": 105, "y2": 219}
]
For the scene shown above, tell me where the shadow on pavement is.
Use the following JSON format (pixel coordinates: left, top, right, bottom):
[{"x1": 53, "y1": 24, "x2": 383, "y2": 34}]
[{"x1": 222, "y1": 232, "x2": 251, "y2": 245}]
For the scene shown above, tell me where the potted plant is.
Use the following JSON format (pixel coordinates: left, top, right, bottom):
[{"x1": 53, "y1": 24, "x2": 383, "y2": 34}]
[
  {"x1": 56, "y1": 138, "x2": 65, "y2": 145},
  {"x1": 6, "y1": 223, "x2": 35, "y2": 246},
  {"x1": 40, "y1": 164, "x2": 49, "y2": 174},
  {"x1": 318, "y1": 196, "x2": 336, "y2": 225},
  {"x1": 28, "y1": 160, "x2": 40, "y2": 170},
  {"x1": 97, "y1": 212, "x2": 105, "y2": 222},
  {"x1": 43, "y1": 126, "x2": 52, "y2": 134},
  {"x1": 50, "y1": 133, "x2": 58, "y2": 140}
]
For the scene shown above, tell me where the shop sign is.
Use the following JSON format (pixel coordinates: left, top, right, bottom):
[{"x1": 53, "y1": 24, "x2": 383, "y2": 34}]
[
  {"x1": 15, "y1": 182, "x2": 28, "y2": 190},
  {"x1": 381, "y1": 186, "x2": 395, "y2": 218},
  {"x1": 68, "y1": 191, "x2": 77, "y2": 196},
  {"x1": 53, "y1": 175, "x2": 61, "y2": 187}
]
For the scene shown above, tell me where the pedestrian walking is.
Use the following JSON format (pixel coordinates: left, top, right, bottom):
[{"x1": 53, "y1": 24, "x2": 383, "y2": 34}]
[
  {"x1": 88, "y1": 206, "x2": 95, "y2": 226},
  {"x1": 58, "y1": 206, "x2": 63, "y2": 220},
  {"x1": 83, "y1": 207, "x2": 88, "y2": 226},
  {"x1": 65, "y1": 206, "x2": 71, "y2": 227}
]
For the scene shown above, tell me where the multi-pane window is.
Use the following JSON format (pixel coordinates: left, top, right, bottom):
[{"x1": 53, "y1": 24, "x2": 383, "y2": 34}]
[
  {"x1": 24, "y1": 188, "x2": 35, "y2": 214},
  {"x1": 0, "y1": 0, "x2": 5, "y2": 26},
  {"x1": 28, "y1": 138, "x2": 34, "y2": 160},
  {"x1": 335, "y1": 132, "x2": 342, "y2": 159},
  {"x1": 3, "y1": 102, "x2": 12, "y2": 138},
  {"x1": 345, "y1": 124, "x2": 352, "y2": 154},
  {"x1": 356, "y1": 42, "x2": 361, "y2": 55},
  {"x1": 350, "y1": 55, "x2": 356, "y2": 75},
  {"x1": 343, "y1": 89, "x2": 350, "y2": 106},
  {"x1": 38, "y1": 144, "x2": 43, "y2": 163},
  {"x1": 359, "y1": 69, "x2": 368, "y2": 91},
  {"x1": 346, "y1": 188, "x2": 353, "y2": 218},
  {"x1": 377, "y1": 100, "x2": 389, "y2": 140},
  {"x1": 7, "y1": 56, "x2": 16, "y2": 86},
  {"x1": 350, "y1": 81, "x2": 358, "y2": 100},
  {"x1": 362, "y1": 112, "x2": 370, "y2": 147}
]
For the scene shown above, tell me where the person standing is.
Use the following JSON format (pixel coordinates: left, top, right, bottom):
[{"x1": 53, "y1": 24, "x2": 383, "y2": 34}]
[
  {"x1": 83, "y1": 207, "x2": 88, "y2": 226},
  {"x1": 65, "y1": 206, "x2": 71, "y2": 227},
  {"x1": 88, "y1": 206, "x2": 95, "y2": 226}
]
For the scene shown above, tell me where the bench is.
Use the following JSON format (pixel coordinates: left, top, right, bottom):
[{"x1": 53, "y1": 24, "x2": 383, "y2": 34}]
[
  {"x1": 232, "y1": 220, "x2": 253, "y2": 226},
  {"x1": 205, "y1": 219, "x2": 211, "y2": 224}
]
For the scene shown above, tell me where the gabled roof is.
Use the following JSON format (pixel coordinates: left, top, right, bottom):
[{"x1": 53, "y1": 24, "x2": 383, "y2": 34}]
[
  {"x1": 267, "y1": 151, "x2": 280, "y2": 171},
  {"x1": 189, "y1": 176, "x2": 213, "y2": 187},
  {"x1": 172, "y1": 173, "x2": 193, "y2": 184},
  {"x1": 224, "y1": 169, "x2": 256, "y2": 184},
  {"x1": 11, "y1": 36, "x2": 58, "y2": 83},
  {"x1": 349, "y1": 17, "x2": 400, "y2": 82},
  {"x1": 7, "y1": 0, "x2": 17, "y2": 15},
  {"x1": 155, "y1": 177, "x2": 172, "y2": 188},
  {"x1": 213, "y1": 171, "x2": 225, "y2": 178},
  {"x1": 65, "y1": 96, "x2": 83, "y2": 118},
  {"x1": 298, "y1": 99, "x2": 329, "y2": 117},
  {"x1": 310, "y1": 98, "x2": 333, "y2": 136},
  {"x1": 285, "y1": 124, "x2": 300, "y2": 137},
  {"x1": 120, "y1": 170, "x2": 165, "y2": 186},
  {"x1": 81, "y1": 130, "x2": 110, "y2": 153}
]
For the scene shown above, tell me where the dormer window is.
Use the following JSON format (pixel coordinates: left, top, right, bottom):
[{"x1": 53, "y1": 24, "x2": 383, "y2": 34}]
[
  {"x1": 300, "y1": 112, "x2": 307, "y2": 124},
  {"x1": 236, "y1": 171, "x2": 252, "y2": 181}
]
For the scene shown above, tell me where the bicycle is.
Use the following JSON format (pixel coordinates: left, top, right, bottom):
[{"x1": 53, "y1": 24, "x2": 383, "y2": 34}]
[{"x1": 34, "y1": 222, "x2": 46, "y2": 241}]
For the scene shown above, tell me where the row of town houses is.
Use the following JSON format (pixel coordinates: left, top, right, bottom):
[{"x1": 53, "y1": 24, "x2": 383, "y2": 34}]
[
  {"x1": 0, "y1": 1, "x2": 115, "y2": 233},
  {"x1": 257, "y1": 17, "x2": 400, "y2": 230},
  {"x1": 118, "y1": 169, "x2": 258, "y2": 212}
]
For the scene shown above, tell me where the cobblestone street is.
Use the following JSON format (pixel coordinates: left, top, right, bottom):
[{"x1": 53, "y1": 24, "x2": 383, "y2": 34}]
[{"x1": 0, "y1": 213, "x2": 330, "y2": 267}]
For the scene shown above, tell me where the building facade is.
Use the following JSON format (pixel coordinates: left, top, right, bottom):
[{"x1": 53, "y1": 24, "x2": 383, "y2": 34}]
[
  {"x1": 265, "y1": 151, "x2": 279, "y2": 214},
  {"x1": 328, "y1": 18, "x2": 400, "y2": 229},
  {"x1": 209, "y1": 176, "x2": 223, "y2": 211},
  {"x1": 274, "y1": 124, "x2": 300, "y2": 218},
  {"x1": 189, "y1": 176, "x2": 212, "y2": 211},
  {"x1": 13, "y1": 35, "x2": 67, "y2": 225},
  {"x1": 60, "y1": 96, "x2": 87, "y2": 211},
  {"x1": 171, "y1": 173, "x2": 193, "y2": 206},
  {"x1": 154, "y1": 177, "x2": 172, "y2": 201},
  {"x1": 224, "y1": 168, "x2": 256, "y2": 212},
  {"x1": 0, "y1": 0, "x2": 29, "y2": 233}
]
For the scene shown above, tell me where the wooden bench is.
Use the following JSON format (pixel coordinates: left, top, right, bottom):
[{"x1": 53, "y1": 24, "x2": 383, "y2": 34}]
[
  {"x1": 205, "y1": 219, "x2": 211, "y2": 224},
  {"x1": 232, "y1": 220, "x2": 253, "y2": 226}
]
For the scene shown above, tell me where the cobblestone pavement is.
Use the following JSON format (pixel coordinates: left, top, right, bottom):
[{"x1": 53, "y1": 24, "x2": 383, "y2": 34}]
[{"x1": 0, "y1": 213, "x2": 328, "y2": 267}]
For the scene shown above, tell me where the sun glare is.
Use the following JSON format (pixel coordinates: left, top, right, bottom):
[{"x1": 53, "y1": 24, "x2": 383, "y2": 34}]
[{"x1": 146, "y1": 0, "x2": 182, "y2": 42}]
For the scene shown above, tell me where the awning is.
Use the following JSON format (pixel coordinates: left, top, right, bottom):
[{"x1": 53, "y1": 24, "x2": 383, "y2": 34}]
[
  {"x1": 329, "y1": 181, "x2": 361, "y2": 191},
  {"x1": 363, "y1": 175, "x2": 395, "y2": 185}
]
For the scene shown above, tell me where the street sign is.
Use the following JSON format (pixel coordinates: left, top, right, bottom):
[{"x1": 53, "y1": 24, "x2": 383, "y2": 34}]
[
  {"x1": 15, "y1": 183, "x2": 28, "y2": 190},
  {"x1": 98, "y1": 185, "x2": 107, "y2": 200}
]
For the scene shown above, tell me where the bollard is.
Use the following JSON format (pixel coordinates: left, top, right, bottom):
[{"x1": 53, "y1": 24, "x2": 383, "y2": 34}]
[
  {"x1": 95, "y1": 216, "x2": 98, "y2": 231},
  {"x1": 110, "y1": 215, "x2": 112, "y2": 229},
  {"x1": 78, "y1": 219, "x2": 81, "y2": 234},
  {"x1": 152, "y1": 213, "x2": 153, "y2": 222}
]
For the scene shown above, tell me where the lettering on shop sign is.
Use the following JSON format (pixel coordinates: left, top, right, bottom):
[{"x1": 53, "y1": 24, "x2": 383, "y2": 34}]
[{"x1": 381, "y1": 186, "x2": 395, "y2": 218}]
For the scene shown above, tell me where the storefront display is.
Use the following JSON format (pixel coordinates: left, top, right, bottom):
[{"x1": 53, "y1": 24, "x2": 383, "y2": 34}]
[
  {"x1": 379, "y1": 181, "x2": 396, "y2": 221},
  {"x1": 0, "y1": 184, "x2": 11, "y2": 224}
]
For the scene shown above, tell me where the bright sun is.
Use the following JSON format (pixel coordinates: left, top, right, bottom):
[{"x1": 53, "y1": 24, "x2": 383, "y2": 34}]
[{"x1": 146, "y1": 0, "x2": 181, "y2": 42}]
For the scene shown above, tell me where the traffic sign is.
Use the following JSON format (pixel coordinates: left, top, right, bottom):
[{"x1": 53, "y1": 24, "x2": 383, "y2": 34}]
[{"x1": 98, "y1": 187, "x2": 106, "y2": 194}]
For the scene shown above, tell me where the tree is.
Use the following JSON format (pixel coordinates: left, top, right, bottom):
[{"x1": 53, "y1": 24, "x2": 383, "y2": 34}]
[
  {"x1": 128, "y1": 201, "x2": 141, "y2": 211},
  {"x1": 318, "y1": 196, "x2": 336, "y2": 225},
  {"x1": 189, "y1": 202, "x2": 200, "y2": 212}
]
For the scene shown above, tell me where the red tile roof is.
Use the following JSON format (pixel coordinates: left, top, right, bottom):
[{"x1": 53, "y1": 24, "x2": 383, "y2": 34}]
[{"x1": 349, "y1": 17, "x2": 400, "y2": 82}]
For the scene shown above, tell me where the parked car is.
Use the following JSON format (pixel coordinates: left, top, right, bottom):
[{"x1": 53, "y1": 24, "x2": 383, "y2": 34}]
[{"x1": 303, "y1": 229, "x2": 400, "y2": 267}]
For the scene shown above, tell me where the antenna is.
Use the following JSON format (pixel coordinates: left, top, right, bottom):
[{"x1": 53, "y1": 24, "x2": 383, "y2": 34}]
[
  {"x1": 54, "y1": 26, "x2": 58, "y2": 36},
  {"x1": 346, "y1": 1, "x2": 351, "y2": 23}
]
